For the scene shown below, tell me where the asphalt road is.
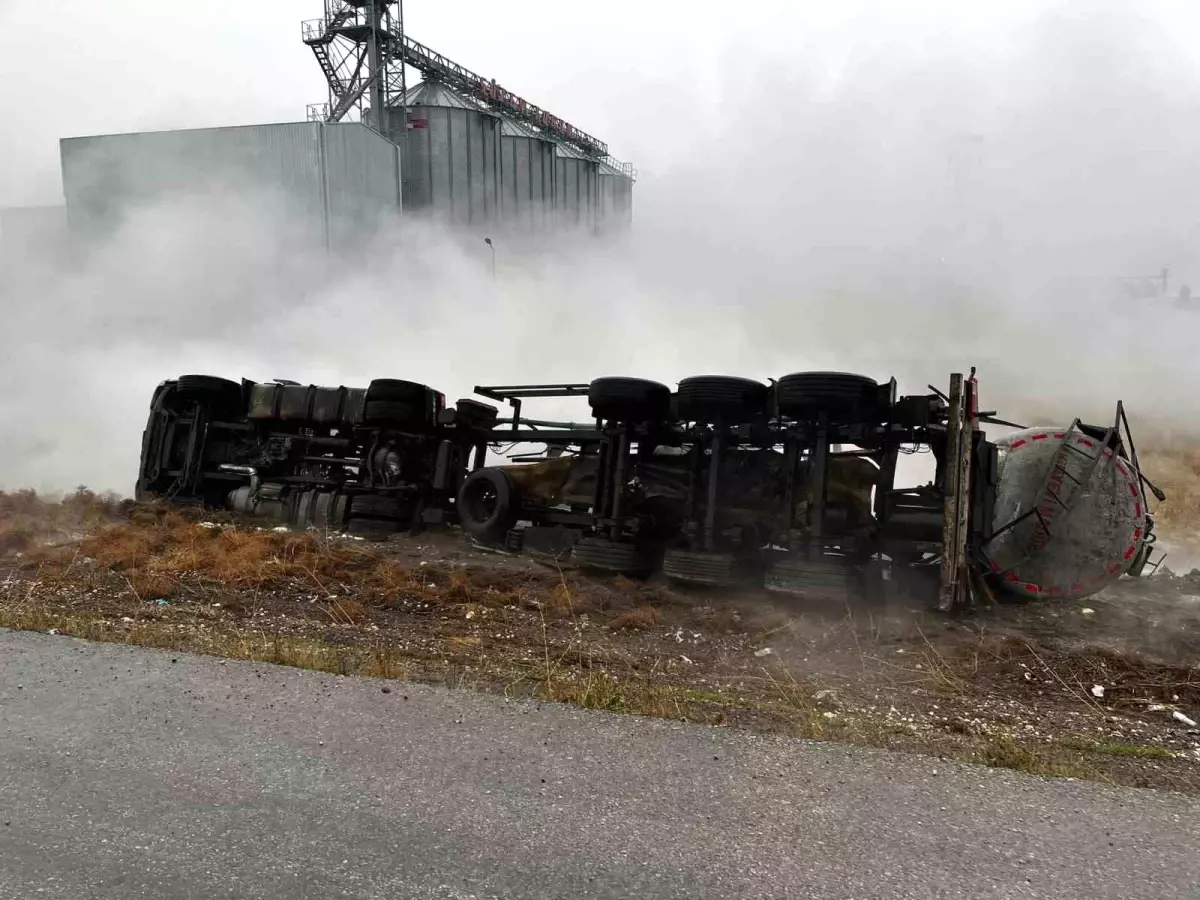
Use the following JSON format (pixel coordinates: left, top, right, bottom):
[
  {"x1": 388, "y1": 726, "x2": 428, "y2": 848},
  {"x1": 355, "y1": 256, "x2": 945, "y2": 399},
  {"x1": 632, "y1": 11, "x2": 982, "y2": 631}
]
[{"x1": 0, "y1": 629, "x2": 1196, "y2": 900}]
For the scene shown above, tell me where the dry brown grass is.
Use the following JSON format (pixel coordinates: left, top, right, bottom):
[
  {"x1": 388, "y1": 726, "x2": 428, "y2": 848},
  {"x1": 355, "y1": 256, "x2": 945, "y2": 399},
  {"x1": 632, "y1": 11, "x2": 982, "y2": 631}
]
[
  {"x1": 610, "y1": 605, "x2": 664, "y2": 631},
  {"x1": 0, "y1": 498, "x2": 701, "y2": 663},
  {"x1": 0, "y1": 522, "x2": 35, "y2": 555},
  {"x1": 62, "y1": 510, "x2": 420, "y2": 603},
  {"x1": 7, "y1": 502, "x2": 664, "y2": 624},
  {"x1": 3, "y1": 493, "x2": 1196, "y2": 793},
  {"x1": 0, "y1": 488, "x2": 129, "y2": 557},
  {"x1": 1135, "y1": 444, "x2": 1200, "y2": 531}
]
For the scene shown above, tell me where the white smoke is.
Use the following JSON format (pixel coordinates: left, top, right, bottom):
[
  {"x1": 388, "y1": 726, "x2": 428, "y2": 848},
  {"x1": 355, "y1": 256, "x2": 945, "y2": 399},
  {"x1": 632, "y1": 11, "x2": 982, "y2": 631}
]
[{"x1": 3, "y1": 2, "x2": 1200, "y2": 494}]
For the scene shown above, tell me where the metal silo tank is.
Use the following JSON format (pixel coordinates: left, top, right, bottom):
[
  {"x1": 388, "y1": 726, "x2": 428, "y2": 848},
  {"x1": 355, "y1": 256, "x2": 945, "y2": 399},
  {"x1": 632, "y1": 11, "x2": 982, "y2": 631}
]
[
  {"x1": 500, "y1": 119, "x2": 556, "y2": 233},
  {"x1": 598, "y1": 160, "x2": 617, "y2": 229},
  {"x1": 598, "y1": 158, "x2": 635, "y2": 229},
  {"x1": 598, "y1": 159, "x2": 635, "y2": 232},
  {"x1": 391, "y1": 81, "x2": 501, "y2": 229},
  {"x1": 615, "y1": 172, "x2": 634, "y2": 226},
  {"x1": 554, "y1": 143, "x2": 600, "y2": 232}
]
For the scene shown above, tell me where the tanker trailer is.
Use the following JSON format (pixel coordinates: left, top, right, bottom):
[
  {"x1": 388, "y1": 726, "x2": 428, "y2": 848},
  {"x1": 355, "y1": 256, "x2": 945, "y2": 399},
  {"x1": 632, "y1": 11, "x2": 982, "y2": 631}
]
[{"x1": 978, "y1": 412, "x2": 1159, "y2": 602}]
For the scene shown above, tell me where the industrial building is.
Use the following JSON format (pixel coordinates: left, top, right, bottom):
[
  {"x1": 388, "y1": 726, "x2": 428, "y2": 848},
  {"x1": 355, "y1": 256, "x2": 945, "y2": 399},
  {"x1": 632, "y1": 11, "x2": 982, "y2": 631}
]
[
  {"x1": 61, "y1": 121, "x2": 402, "y2": 254},
  {"x1": 59, "y1": 1, "x2": 634, "y2": 250}
]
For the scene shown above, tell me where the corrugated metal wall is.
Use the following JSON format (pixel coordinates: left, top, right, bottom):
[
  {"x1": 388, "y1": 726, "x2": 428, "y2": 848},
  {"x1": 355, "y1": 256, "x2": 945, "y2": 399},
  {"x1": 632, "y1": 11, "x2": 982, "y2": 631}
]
[
  {"x1": 58, "y1": 114, "x2": 627, "y2": 248},
  {"x1": 322, "y1": 123, "x2": 404, "y2": 249},
  {"x1": 500, "y1": 121, "x2": 556, "y2": 232},
  {"x1": 59, "y1": 122, "x2": 401, "y2": 252},
  {"x1": 615, "y1": 175, "x2": 634, "y2": 224},
  {"x1": 554, "y1": 148, "x2": 599, "y2": 231}
]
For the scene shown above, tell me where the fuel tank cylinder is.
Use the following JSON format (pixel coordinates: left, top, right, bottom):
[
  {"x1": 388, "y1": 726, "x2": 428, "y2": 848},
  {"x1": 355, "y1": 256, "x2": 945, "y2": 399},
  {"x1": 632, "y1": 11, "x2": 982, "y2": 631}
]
[{"x1": 982, "y1": 426, "x2": 1148, "y2": 600}]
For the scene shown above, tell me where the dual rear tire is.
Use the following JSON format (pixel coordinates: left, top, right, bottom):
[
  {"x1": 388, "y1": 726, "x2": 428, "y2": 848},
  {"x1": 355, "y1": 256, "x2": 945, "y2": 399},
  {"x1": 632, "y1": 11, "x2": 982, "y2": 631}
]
[
  {"x1": 363, "y1": 378, "x2": 439, "y2": 429},
  {"x1": 661, "y1": 548, "x2": 737, "y2": 586},
  {"x1": 173, "y1": 375, "x2": 243, "y2": 417},
  {"x1": 346, "y1": 493, "x2": 417, "y2": 541},
  {"x1": 586, "y1": 371, "x2": 882, "y2": 424},
  {"x1": 587, "y1": 374, "x2": 772, "y2": 424},
  {"x1": 775, "y1": 371, "x2": 880, "y2": 421},
  {"x1": 587, "y1": 377, "x2": 672, "y2": 422},
  {"x1": 571, "y1": 536, "x2": 656, "y2": 578}
]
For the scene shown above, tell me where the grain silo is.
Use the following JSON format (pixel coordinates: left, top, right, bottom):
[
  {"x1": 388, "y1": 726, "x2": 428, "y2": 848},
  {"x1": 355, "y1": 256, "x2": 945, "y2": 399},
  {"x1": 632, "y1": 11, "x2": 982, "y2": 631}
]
[
  {"x1": 598, "y1": 159, "x2": 634, "y2": 232},
  {"x1": 554, "y1": 143, "x2": 600, "y2": 232},
  {"x1": 300, "y1": 7, "x2": 633, "y2": 235},
  {"x1": 499, "y1": 119, "x2": 557, "y2": 233},
  {"x1": 390, "y1": 81, "x2": 502, "y2": 228}
]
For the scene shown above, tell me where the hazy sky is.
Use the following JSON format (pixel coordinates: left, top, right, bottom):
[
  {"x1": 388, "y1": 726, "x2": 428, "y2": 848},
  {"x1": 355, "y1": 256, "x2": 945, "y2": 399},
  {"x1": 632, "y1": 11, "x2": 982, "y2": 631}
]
[
  {"x1": 5, "y1": 0, "x2": 1200, "y2": 494},
  {"x1": 2, "y1": 0, "x2": 1196, "y2": 204}
]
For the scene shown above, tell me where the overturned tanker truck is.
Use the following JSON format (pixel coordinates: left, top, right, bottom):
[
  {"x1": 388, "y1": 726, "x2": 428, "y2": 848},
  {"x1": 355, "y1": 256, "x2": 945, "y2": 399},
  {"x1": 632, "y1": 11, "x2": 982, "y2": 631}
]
[{"x1": 135, "y1": 369, "x2": 1162, "y2": 611}]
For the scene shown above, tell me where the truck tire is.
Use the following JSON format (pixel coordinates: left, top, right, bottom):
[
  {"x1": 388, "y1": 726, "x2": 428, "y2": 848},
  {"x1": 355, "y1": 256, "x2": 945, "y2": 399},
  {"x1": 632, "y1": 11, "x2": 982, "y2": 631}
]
[
  {"x1": 351, "y1": 494, "x2": 413, "y2": 522},
  {"x1": 366, "y1": 379, "x2": 431, "y2": 404},
  {"x1": 587, "y1": 377, "x2": 671, "y2": 422},
  {"x1": 572, "y1": 537, "x2": 656, "y2": 577},
  {"x1": 456, "y1": 468, "x2": 519, "y2": 545},
  {"x1": 346, "y1": 517, "x2": 398, "y2": 542},
  {"x1": 364, "y1": 379, "x2": 436, "y2": 427},
  {"x1": 676, "y1": 375, "x2": 768, "y2": 423},
  {"x1": 175, "y1": 375, "x2": 242, "y2": 415},
  {"x1": 661, "y1": 549, "x2": 737, "y2": 586},
  {"x1": 764, "y1": 555, "x2": 857, "y2": 602},
  {"x1": 363, "y1": 400, "x2": 424, "y2": 427},
  {"x1": 775, "y1": 371, "x2": 879, "y2": 421},
  {"x1": 311, "y1": 491, "x2": 347, "y2": 531},
  {"x1": 289, "y1": 490, "x2": 321, "y2": 530}
]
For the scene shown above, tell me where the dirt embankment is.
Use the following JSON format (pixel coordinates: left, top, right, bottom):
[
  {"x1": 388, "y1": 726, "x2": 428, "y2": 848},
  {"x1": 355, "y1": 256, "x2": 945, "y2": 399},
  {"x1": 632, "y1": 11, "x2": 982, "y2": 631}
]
[
  {"x1": 1138, "y1": 444, "x2": 1200, "y2": 534},
  {"x1": 1119, "y1": 442, "x2": 1200, "y2": 570},
  {"x1": 1, "y1": 490, "x2": 1197, "y2": 794}
]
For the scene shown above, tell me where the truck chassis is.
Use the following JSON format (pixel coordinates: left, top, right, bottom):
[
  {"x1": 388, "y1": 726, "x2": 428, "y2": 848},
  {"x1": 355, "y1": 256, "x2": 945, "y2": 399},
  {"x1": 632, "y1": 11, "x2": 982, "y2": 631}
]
[{"x1": 136, "y1": 369, "x2": 1157, "y2": 611}]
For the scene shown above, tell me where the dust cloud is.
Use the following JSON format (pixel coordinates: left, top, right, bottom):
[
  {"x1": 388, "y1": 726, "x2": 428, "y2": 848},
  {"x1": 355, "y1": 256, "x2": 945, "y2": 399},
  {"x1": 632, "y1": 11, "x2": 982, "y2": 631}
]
[{"x1": 3, "y1": 4, "x2": 1200, "y2": 497}]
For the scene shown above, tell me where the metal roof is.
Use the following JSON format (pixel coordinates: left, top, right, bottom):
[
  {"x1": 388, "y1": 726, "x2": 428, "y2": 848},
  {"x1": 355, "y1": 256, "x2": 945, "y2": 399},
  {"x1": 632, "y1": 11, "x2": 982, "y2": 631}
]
[
  {"x1": 394, "y1": 78, "x2": 634, "y2": 180},
  {"x1": 397, "y1": 80, "x2": 560, "y2": 146},
  {"x1": 501, "y1": 118, "x2": 548, "y2": 140},
  {"x1": 397, "y1": 80, "x2": 484, "y2": 112},
  {"x1": 554, "y1": 142, "x2": 589, "y2": 160}
]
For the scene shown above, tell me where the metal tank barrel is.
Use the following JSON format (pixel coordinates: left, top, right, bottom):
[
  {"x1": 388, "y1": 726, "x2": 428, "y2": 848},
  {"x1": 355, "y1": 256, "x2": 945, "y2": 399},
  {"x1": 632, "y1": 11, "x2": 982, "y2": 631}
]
[{"x1": 982, "y1": 425, "x2": 1148, "y2": 600}]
